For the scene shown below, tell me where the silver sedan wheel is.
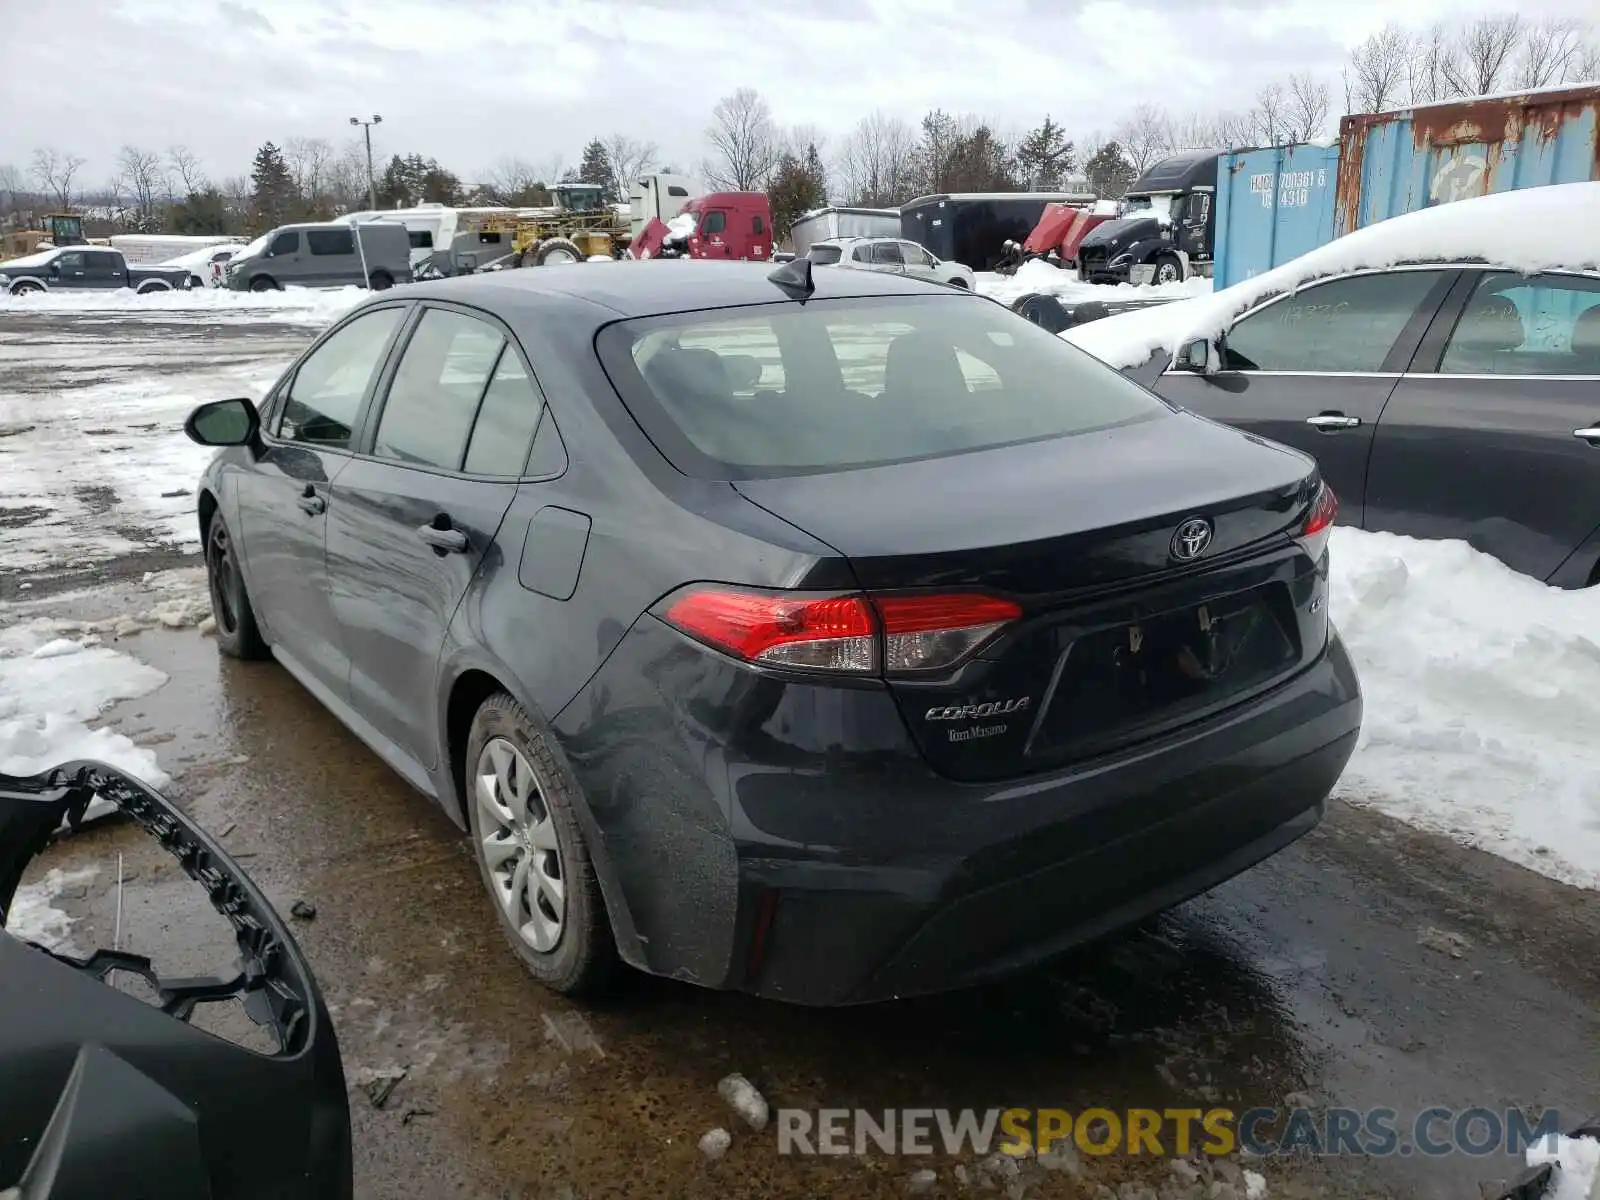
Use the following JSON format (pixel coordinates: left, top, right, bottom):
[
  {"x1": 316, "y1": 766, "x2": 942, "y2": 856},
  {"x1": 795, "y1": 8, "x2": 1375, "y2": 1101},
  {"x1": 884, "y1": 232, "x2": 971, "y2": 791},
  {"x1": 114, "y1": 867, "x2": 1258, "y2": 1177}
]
[{"x1": 475, "y1": 737, "x2": 565, "y2": 953}]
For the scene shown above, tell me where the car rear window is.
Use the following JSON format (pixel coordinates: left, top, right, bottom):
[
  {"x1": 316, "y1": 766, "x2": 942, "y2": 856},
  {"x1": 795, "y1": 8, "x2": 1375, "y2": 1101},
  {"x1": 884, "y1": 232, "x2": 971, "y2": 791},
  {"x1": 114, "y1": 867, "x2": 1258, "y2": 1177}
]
[
  {"x1": 807, "y1": 245, "x2": 843, "y2": 264},
  {"x1": 595, "y1": 295, "x2": 1170, "y2": 478}
]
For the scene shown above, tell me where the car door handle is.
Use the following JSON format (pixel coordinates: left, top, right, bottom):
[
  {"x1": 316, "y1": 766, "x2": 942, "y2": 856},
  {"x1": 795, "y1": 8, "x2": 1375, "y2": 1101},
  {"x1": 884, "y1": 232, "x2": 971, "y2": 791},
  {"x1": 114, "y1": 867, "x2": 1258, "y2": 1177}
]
[
  {"x1": 416, "y1": 522, "x2": 468, "y2": 553},
  {"x1": 297, "y1": 487, "x2": 325, "y2": 515},
  {"x1": 1306, "y1": 413, "x2": 1361, "y2": 430},
  {"x1": 1573, "y1": 427, "x2": 1600, "y2": 443}
]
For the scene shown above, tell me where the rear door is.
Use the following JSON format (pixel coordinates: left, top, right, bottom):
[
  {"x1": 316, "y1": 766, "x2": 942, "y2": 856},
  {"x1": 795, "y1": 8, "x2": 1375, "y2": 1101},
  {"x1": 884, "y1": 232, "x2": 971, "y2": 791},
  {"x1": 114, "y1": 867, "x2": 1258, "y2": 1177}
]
[
  {"x1": 325, "y1": 303, "x2": 536, "y2": 767},
  {"x1": 1152, "y1": 267, "x2": 1457, "y2": 527},
  {"x1": 83, "y1": 250, "x2": 128, "y2": 289},
  {"x1": 1364, "y1": 269, "x2": 1600, "y2": 581}
]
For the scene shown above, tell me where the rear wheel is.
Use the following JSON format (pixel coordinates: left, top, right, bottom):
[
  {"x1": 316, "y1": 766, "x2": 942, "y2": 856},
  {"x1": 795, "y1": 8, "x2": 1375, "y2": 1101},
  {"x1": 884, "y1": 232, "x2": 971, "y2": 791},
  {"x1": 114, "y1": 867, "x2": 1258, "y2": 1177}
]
[
  {"x1": 1151, "y1": 253, "x2": 1183, "y2": 286},
  {"x1": 1011, "y1": 292, "x2": 1071, "y2": 333},
  {"x1": 464, "y1": 692, "x2": 616, "y2": 996},
  {"x1": 248, "y1": 275, "x2": 279, "y2": 293},
  {"x1": 136, "y1": 280, "x2": 171, "y2": 295},
  {"x1": 204, "y1": 513, "x2": 268, "y2": 659},
  {"x1": 10, "y1": 280, "x2": 43, "y2": 296},
  {"x1": 535, "y1": 237, "x2": 583, "y2": 267},
  {"x1": 368, "y1": 270, "x2": 393, "y2": 291}
]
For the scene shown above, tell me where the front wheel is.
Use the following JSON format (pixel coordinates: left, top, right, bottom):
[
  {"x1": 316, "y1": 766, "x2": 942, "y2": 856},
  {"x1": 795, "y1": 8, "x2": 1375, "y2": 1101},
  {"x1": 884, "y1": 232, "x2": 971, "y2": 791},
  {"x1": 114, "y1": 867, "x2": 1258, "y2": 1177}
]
[
  {"x1": 535, "y1": 237, "x2": 583, "y2": 267},
  {"x1": 205, "y1": 512, "x2": 268, "y2": 659},
  {"x1": 248, "y1": 275, "x2": 279, "y2": 293},
  {"x1": 946, "y1": 276, "x2": 969, "y2": 290},
  {"x1": 1151, "y1": 253, "x2": 1183, "y2": 286},
  {"x1": 465, "y1": 693, "x2": 616, "y2": 997},
  {"x1": 9, "y1": 280, "x2": 43, "y2": 296}
]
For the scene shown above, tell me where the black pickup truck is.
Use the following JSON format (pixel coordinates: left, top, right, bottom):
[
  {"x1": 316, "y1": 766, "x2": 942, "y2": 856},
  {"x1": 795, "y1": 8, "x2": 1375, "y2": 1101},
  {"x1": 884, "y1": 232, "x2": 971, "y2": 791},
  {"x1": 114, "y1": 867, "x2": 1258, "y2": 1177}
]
[{"x1": 0, "y1": 246, "x2": 191, "y2": 296}]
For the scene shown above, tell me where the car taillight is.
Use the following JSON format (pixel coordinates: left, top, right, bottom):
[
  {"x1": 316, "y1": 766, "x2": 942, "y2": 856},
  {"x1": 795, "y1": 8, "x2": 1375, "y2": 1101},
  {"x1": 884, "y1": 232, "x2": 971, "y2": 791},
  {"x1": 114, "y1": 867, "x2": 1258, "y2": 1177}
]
[
  {"x1": 1297, "y1": 480, "x2": 1337, "y2": 562},
  {"x1": 662, "y1": 587, "x2": 1021, "y2": 675}
]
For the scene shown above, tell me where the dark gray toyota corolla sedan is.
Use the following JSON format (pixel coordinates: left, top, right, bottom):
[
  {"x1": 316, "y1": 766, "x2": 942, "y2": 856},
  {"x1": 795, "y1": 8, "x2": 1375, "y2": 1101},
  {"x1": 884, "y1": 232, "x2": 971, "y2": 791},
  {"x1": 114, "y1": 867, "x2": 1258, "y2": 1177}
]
[{"x1": 184, "y1": 261, "x2": 1362, "y2": 1006}]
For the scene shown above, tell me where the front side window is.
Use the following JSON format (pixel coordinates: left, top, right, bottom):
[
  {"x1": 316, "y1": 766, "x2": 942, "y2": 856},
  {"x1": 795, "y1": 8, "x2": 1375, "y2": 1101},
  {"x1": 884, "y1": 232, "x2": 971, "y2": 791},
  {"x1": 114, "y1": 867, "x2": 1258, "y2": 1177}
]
[
  {"x1": 597, "y1": 295, "x2": 1169, "y2": 478},
  {"x1": 279, "y1": 307, "x2": 404, "y2": 448},
  {"x1": 55, "y1": 251, "x2": 85, "y2": 270},
  {"x1": 1223, "y1": 270, "x2": 1448, "y2": 373},
  {"x1": 1439, "y1": 272, "x2": 1600, "y2": 376},
  {"x1": 373, "y1": 309, "x2": 506, "y2": 470},
  {"x1": 901, "y1": 242, "x2": 934, "y2": 268},
  {"x1": 701, "y1": 210, "x2": 726, "y2": 236},
  {"x1": 270, "y1": 230, "x2": 300, "y2": 256},
  {"x1": 306, "y1": 228, "x2": 355, "y2": 256}
]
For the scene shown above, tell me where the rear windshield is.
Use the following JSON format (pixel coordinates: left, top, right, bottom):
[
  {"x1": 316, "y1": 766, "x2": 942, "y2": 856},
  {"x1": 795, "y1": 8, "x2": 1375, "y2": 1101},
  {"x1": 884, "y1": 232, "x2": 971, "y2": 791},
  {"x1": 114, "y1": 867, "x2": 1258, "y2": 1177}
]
[
  {"x1": 807, "y1": 244, "x2": 843, "y2": 264},
  {"x1": 595, "y1": 295, "x2": 1170, "y2": 478}
]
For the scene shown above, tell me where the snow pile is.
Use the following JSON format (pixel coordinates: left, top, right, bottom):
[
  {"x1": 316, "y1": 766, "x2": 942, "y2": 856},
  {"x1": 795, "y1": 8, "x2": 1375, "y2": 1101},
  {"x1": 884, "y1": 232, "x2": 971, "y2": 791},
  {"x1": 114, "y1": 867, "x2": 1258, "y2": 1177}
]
[
  {"x1": 0, "y1": 620, "x2": 170, "y2": 791},
  {"x1": 665, "y1": 213, "x2": 697, "y2": 242},
  {"x1": 1526, "y1": 1133, "x2": 1600, "y2": 1200},
  {"x1": 1330, "y1": 528, "x2": 1600, "y2": 892},
  {"x1": 3, "y1": 865, "x2": 99, "y2": 950},
  {"x1": 0, "y1": 284, "x2": 365, "y2": 326},
  {"x1": 1064, "y1": 180, "x2": 1600, "y2": 370},
  {"x1": 977, "y1": 260, "x2": 1211, "y2": 308}
]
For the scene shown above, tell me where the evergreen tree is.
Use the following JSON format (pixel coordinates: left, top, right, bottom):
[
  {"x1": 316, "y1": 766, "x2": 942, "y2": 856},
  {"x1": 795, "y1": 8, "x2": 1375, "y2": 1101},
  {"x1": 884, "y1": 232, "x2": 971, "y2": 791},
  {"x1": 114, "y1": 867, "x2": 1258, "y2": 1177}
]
[
  {"x1": 1014, "y1": 117, "x2": 1074, "y2": 190},
  {"x1": 167, "y1": 187, "x2": 233, "y2": 235},
  {"x1": 577, "y1": 139, "x2": 616, "y2": 201},
  {"x1": 376, "y1": 154, "x2": 462, "y2": 208},
  {"x1": 248, "y1": 141, "x2": 295, "y2": 229},
  {"x1": 1084, "y1": 141, "x2": 1137, "y2": 199},
  {"x1": 767, "y1": 144, "x2": 828, "y2": 242}
]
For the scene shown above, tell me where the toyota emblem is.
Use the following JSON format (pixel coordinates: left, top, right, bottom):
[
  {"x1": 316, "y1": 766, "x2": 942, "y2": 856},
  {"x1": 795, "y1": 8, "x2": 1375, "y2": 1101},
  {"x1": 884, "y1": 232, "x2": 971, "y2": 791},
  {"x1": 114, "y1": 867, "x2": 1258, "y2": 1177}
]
[{"x1": 1170, "y1": 517, "x2": 1213, "y2": 561}]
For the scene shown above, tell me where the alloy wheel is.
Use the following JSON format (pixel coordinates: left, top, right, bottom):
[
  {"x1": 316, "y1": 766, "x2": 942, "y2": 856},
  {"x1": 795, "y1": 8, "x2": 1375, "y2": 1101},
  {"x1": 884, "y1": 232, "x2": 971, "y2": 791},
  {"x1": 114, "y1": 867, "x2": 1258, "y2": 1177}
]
[
  {"x1": 206, "y1": 522, "x2": 239, "y2": 636},
  {"x1": 475, "y1": 737, "x2": 566, "y2": 952}
]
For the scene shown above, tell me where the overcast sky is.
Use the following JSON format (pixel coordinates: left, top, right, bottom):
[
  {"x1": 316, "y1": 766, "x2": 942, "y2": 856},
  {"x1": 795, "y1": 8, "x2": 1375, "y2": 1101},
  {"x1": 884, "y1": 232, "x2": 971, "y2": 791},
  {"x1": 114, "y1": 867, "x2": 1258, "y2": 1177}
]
[{"x1": 2, "y1": 0, "x2": 1595, "y2": 188}]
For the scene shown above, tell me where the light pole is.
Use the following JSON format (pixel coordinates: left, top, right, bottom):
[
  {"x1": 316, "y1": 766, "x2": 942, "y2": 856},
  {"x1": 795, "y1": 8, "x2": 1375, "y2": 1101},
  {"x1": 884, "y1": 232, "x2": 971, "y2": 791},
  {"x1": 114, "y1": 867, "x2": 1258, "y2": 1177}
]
[{"x1": 350, "y1": 114, "x2": 382, "y2": 210}]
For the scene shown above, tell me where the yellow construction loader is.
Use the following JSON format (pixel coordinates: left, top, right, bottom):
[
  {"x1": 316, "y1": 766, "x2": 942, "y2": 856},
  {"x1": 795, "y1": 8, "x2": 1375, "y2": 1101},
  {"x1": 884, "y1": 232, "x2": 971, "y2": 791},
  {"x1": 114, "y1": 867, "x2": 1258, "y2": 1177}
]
[{"x1": 473, "y1": 184, "x2": 629, "y2": 267}]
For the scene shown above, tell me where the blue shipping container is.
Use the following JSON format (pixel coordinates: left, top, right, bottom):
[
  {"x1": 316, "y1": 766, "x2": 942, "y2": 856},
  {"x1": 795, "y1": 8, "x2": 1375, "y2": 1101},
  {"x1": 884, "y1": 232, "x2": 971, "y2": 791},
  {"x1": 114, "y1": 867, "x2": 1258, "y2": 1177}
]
[
  {"x1": 1212, "y1": 143, "x2": 1340, "y2": 289},
  {"x1": 1209, "y1": 83, "x2": 1600, "y2": 290}
]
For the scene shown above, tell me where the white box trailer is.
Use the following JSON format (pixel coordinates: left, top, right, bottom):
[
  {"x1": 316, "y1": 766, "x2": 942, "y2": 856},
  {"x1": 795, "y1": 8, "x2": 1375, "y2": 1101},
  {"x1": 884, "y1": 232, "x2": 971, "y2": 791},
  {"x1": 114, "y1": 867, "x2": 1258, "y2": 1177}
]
[
  {"x1": 629, "y1": 174, "x2": 702, "y2": 239},
  {"x1": 788, "y1": 207, "x2": 901, "y2": 255},
  {"x1": 109, "y1": 234, "x2": 242, "y2": 264}
]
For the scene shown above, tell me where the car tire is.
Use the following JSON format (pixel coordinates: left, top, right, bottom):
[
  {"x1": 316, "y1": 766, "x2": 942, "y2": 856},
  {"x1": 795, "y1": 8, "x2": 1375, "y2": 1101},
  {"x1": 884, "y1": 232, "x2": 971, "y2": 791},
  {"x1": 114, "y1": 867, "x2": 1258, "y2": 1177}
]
[
  {"x1": 190, "y1": 275, "x2": 205, "y2": 288},
  {"x1": 464, "y1": 692, "x2": 617, "y2": 997},
  {"x1": 9, "y1": 280, "x2": 43, "y2": 296},
  {"x1": 136, "y1": 281, "x2": 171, "y2": 294},
  {"x1": 1151, "y1": 253, "x2": 1183, "y2": 286},
  {"x1": 1011, "y1": 292, "x2": 1071, "y2": 333},
  {"x1": 368, "y1": 270, "x2": 393, "y2": 291},
  {"x1": 535, "y1": 237, "x2": 584, "y2": 267},
  {"x1": 946, "y1": 277, "x2": 969, "y2": 289},
  {"x1": 203, "y1": 512, "x2": 268, "y2": 660},
  {"x1": 248, "y1": 276, "x2": 279, "y2": 293}
]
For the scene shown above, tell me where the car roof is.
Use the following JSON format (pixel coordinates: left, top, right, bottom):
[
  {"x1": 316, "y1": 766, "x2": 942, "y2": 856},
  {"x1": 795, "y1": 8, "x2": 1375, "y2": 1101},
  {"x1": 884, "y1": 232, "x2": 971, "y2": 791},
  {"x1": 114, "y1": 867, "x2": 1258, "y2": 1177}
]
[{"x1": 390, "y1": 260, "x2": 959, "y2": 318}]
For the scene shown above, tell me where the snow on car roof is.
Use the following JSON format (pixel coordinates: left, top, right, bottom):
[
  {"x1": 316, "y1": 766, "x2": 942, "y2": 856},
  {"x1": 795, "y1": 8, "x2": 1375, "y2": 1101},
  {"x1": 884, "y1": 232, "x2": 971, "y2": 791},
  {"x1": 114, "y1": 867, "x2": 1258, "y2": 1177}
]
[{"x1": 1064, "y1": 181, "x2": 1600, "y2": 370}]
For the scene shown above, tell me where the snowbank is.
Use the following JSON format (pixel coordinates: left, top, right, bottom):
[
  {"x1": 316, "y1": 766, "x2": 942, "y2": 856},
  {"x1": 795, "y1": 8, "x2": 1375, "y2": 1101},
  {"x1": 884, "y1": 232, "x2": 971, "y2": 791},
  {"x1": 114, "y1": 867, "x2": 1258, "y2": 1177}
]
[
  {"x1": 0, "y1": 284, "x2": 365, "y2": 326},
  {"x1": 0, "y1": 620, "x2": 171, "y2": 794},
  {"x1": 977, "y1": 260, "x2": 1211, "y2": 308},
  {"x1": 1330, "y1": 528, "x2": 1600, "y2": 892},
  {"x1": 1064, "y1": 180, "x2": 1600, "y2": 370},
  {"x1": 4, "y1": 865, "x2": 99, "y2": 950},
  {"x1": 1526, "y1": 1133, "x2": 1599, "y2": 1200}
]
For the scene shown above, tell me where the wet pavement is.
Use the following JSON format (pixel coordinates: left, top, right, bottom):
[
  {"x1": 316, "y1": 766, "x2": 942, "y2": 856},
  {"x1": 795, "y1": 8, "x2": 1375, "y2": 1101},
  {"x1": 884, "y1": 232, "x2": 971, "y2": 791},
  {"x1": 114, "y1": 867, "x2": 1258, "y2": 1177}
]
[
  {"x1": 5, "y1": 313, "x2": 1599, "y2": 1200},
  {"x1": 9, "y1": 581, "x2": 1599, "y2": 1200}
]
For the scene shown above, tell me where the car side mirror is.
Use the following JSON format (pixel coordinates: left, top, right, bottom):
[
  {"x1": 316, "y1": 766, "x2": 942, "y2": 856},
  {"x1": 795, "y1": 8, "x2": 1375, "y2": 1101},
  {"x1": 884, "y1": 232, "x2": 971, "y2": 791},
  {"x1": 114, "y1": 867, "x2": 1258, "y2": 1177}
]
[
  {"x1": 185, "y1": 397, "x2": 260, "y2": 447},
  {"x1": 47, "y1": 263, "x2": 60, "y2": 277},
  {"x1": 1173, "y1": 337, "x2": 1216, "y2": 375}
]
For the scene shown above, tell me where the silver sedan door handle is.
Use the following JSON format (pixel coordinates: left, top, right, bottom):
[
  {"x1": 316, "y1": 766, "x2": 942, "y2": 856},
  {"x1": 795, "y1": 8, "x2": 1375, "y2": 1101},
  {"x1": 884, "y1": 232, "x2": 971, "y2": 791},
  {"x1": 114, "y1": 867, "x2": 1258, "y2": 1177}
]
[
  {"x1": 1573, "y1": 427, "x2": 1600, "y2": 443},
  {"x1": 1306, "y1": 413, "x2": 1361, "y2": 430}
]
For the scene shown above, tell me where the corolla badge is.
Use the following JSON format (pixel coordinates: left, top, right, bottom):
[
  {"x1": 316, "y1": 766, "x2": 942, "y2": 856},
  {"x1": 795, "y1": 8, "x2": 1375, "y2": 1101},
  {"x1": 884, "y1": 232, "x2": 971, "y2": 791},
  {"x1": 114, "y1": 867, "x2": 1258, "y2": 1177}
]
[
  {"x1": 1170, "y1": 517, "x2": 1213, "y2": 562},
  {"x1": 925, "y1": 697, "x2": 1030, "y2": 721}
]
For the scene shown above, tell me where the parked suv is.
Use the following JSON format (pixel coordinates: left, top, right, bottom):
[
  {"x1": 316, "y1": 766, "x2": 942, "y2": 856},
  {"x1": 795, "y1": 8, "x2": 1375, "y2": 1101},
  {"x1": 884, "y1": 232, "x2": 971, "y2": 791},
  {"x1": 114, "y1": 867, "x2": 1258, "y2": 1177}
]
[
  {"x1": 226, "y1": 221, "x2": 413, "y2": 293},
  {"x1": 807, "y1": 237, "x2": 976, "y2": 289}
]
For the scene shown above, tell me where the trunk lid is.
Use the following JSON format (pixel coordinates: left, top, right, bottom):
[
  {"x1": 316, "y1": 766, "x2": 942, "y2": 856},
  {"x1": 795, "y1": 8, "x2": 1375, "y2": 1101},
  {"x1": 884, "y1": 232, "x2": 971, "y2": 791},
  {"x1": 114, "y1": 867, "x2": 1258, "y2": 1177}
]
[{"x1": 733, "y1": 413, "x2": 1327, "y2": 781}]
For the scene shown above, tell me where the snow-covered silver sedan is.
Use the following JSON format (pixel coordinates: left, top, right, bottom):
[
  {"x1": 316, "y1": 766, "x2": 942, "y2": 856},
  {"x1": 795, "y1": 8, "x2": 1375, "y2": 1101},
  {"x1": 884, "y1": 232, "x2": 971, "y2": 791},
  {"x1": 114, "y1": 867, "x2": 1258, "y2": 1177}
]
[{"x1": 806, "y1": 236, "x2": 976, "y2": 290}]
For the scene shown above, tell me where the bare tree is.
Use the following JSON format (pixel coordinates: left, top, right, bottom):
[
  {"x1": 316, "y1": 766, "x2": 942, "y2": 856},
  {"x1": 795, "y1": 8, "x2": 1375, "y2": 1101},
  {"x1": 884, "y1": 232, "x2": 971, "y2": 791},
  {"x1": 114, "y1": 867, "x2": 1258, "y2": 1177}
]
[
  {"x1": 533, "y1": 154, "x2": 566, "y2": 187},
  {"x1": 220, "y1": 175, "x2": 252, "y2": 224},
  {"x1": 1115, "y1": 103, "x2": 1171, "y2": 172},
  {"x1": 113, "y1": 145, "x2": 167, "y2": 227},
  {"x1": 283, "y1": 137, "x2": 333, "y2": 210},
  {"x1": 1515, "y1": 17, "x2": 1589, "y2": 88},
  {"x1": 1573, "y1": 38, "x2": 1600, "y2": 82},
  {"x1": 482, "y1": 157, "x2": 537, "y2": 203},
  {"x1": 1445, "y1": 14, "x2": 1524, "y2": 96},
  {"x1": 1345, "y1": 24, "x2": 1412, "y2": 114},
  {"x1": 1284, "y1": 73, "x2": 1332, "y2": 141},
  {"x1": 322, "y1": 141, "x2": 370, "y2": 213},
  {"x1": 30, "y1": 147, "x2": 87, "y2": 209},
  {"x1": 167, "y1": 144, "x2": 207, "y2": 199},
  {"x1": 833, "y1": 111, "x2": 920, "y2": 207},
  {"x1": 0, "y1": 163, "x2": 26, "y2": 221},
  {"x1": 1405, "y1": 22, "x2": 1460, "y2": 104},
  {"x1": 1165, "y1": 111, "x2": 1225, "y2": 151},
  {"x1": 602, "y1": 134, "x2": 658, "y2": 200},
  {"x1": 703, "y1": 87, "x2": 781, "y2": 191}
]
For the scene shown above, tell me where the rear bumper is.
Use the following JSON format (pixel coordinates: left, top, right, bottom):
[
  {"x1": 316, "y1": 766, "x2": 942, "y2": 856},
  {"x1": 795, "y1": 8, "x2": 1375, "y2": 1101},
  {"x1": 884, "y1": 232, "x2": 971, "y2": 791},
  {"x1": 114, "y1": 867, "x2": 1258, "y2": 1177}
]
[{"x1": 553, "y1": 621, "x2": 1361, "y2": 1006}]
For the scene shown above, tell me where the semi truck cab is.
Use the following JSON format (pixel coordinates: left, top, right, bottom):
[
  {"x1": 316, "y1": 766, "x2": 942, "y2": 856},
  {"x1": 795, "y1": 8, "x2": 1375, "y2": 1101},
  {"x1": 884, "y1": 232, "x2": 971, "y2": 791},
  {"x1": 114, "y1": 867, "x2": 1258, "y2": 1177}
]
[{"x1": 1077, "y1": 150, "x2": 1220, "y2": 285}]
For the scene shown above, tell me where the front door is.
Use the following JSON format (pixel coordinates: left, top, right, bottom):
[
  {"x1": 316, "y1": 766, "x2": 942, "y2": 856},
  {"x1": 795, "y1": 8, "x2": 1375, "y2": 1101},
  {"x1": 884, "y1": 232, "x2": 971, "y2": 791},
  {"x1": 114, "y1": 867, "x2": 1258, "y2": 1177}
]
[
  {"x1": 1365, "y1": 269, "x2": 1600, "y2": 580},
  {"x1": 237, "y1": 305, "x2": 407, "y2": 697},
  {"x1": 49, "y1": 250, "x2": 88, "y2": 289},
  {"x1": 1153, "y1": 268, "x2": 1456, "y2": 527},
  {"x1": 697, "y1": 209, "x2": 731, "y2": 258},
  {"x1": 1175, "y1": 191, "x2": 1211, "y2": 265},
  {"x1": 326, "y1": 305, "x2": 542, "y2": 766}
]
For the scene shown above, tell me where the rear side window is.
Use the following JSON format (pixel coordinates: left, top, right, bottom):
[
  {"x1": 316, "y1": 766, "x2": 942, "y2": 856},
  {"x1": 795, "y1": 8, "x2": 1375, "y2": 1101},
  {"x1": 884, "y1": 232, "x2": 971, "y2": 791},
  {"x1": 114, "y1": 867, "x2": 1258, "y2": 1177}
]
[
  {"x1": 463, "y1": 352, "x2": 545, "y2": 476},
  {"x1": 270, "y1": 230, "x2": 300, "y2": 255},
  {"x1": 1223, "y1": 270, "x2": 1447, "y2": 372},
  {"x1": 1439, "y1": 271, "x2": 1600, "y2": 376},
  {"x1": 280, "y1": 307, "x2": 403, "y2": 448},
  {"x1": 306, "y1": 228, "x2": 355, "y2": 256},
  {"x1": 668, "y1": 185, "x2": 689, "y2": 197},
  {"x1": 807, "y1": 244, "x2": 842, "y2": 265},
  {"x1": 869, "y1": 242, "x2": 904, "y2": 265},
  {"x1": 373, "y1": 309, "x2": 506, "y2": 469},
  {"x1": 752, "y1": 215, "x2": 765, "y2": 235},
  {"x1": 596, "y1": 296, "x2": 1169, "y2": 478}
]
